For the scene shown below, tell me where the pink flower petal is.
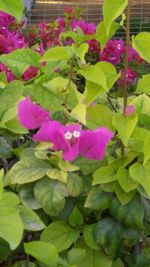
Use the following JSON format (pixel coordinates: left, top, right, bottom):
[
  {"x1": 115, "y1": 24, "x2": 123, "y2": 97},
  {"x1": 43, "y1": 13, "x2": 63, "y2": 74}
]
[
  {"x1": 79, "y1": 127, "x2": 113, "y2": 160},
  {"x1": 18, "y1": 96, "x2": 50, "y2": 129},
  {"x1": 34, "y1": 122, "x2": 81, "y2": 161}
]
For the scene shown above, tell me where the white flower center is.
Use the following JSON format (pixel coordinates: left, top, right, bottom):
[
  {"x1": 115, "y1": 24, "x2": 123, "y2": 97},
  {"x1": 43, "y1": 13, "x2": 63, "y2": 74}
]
[
  {"x1": 117, "y1": 44, "x2": 121, "y2": 50},
  {"x1": 65, "y1": 131, "x2": 73, "y2": 140},
  {"x1": 73, "y1": 131, "x2": 80, "y2": 138}
]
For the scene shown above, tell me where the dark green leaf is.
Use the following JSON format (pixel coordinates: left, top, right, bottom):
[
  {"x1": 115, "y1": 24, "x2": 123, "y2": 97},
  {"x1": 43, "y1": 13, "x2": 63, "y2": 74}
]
[
  {"x1": 94, "y1": 218, "x2": 123, "y2": 257},
  {"x1": 110, "y1": 196, "x2": 144, "y2": 229},
  {"x1": 84, "y1": 186, "x2": 113, "y2": 210},
  {"x1": 34, "y1": 178, "x2": 67, "y2": 216}
]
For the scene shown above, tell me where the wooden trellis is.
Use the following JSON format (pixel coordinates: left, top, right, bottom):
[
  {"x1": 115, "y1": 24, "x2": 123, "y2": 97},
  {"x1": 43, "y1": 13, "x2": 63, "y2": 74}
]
[{"x1": 28, "y1": 0, "x2": 150, "y2": 35}]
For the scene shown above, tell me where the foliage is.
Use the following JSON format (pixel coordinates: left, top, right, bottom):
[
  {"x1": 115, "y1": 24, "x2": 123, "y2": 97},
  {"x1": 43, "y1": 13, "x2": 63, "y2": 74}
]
[{"x1": 0, "y1": 1, "x2": 150, "y2": 267}]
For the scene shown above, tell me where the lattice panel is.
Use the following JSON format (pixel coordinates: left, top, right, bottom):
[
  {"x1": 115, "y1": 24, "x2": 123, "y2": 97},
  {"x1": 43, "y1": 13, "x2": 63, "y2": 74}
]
[{"x1": 27, "y1": 0, "x2": 150, "y2": 35}]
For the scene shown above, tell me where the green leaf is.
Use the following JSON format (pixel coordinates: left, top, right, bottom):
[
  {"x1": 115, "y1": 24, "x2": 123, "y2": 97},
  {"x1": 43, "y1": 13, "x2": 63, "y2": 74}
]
[
  {"x1": 143, "y1": 135, "x2": 150, "y2": 165},
  {"x1": 129, "y1": 162, "x2": 150, "y2": 196},
  {"x1": 74, "y1": 157, "x2": 102, "y2": 175},
  {"x1": 117, "y1": 167, "x2": 137, "y2": 193},
  {"x1": 29, "y1": 83, "x2": 63, "y2": 112},
  {"x1": 24, "y1": 241, "x2": 59, "y2": 267},
  {"x1": 67, "y1": 173, "x2": 83, "y2": 197},
  {"x1": 47, "y1": 169, "x2": 68, "y2": 184},
  {"x1": 19, "y1": 205, "x2": 45, "y2": 231},
  {"x1": 136, "y1": 74, "x2": 150, "y2": 94},
  {"x1": 0, "y1": 80, "x2": 24, "y2": 116},
  {"x1": 93, "y1": 158, "x2": 123, "y2": 185},
  {"x1": 34, "y1": 178, "x2": 67, "y2": 216},
  {"x1": 129, "y1": 127, "x2": 150, "y2": 153},
  {"x1": 42, "y1": 46, "x2": 74, "y2": 62},
  {"x1": 0, "y1": 137, "x2": 12, "y2": 158},
  {"x1": 122, "y1": 228, "x2": 142, "y2": 247},
  {"x1": 11, "y1": 261, "x2": 37, "y2": 267},
  {"x1": 83, "y1": 225, "x2": 99, "y2": 251},
  {"x1": 19, "y1": 184, "x2": 41, "y2": 210},
  {"x1": 79, "y1": 65, "x2": 106, "y2": 88},
  {"x1": 132, "y1": 32, "x2": 150, "y2": 63},
  {"x1": 76, "y1": 242, "x2": 112, "y2": 267},
  {"x1": 1, "y1": 192, "x2": 20, "y2": 207},
  {"x1": 68, "y1": 248, "x2": 86, "y2": 265},
  {"x1": 96, "y1": 21, "x2": 120, "y2": 50},
  {"x1": 132, "y1": 94, "x2": 150, "y2": 116},
  {"x1": 103, "y1": 0, "x2": 128, "y2": 35},
  {"x1": 113, "y1": 181, "x2": 136, "y2": 205},
  {"x1": 85, "y1": 62, "x2": 119, "y2": 106},
  {"x1": 77, "y1": 43, "x2": 89, "y2": 63},
  {"x1": 58, "y1": 160, "x2": 79, "y2": 172},
  {"x1": 1, "y1": 106, "x2": 17, "y2": 123},
  {"x1": 87, "y1": 104, "x2": 114, "y2": 130},
  {"x1": 84, "y1": 186, "x2": 113, "y2": 210},
  {"x1": 97, "y1": 62, "x2": 120, "y2": 89},
  {"x1": 4, "y1": 117, "x2": 28, "y2": 134},
  {"x1": 0, "y1": 207, "x2": 23, "y2": 250},
  {"x1": 69, "y1": 206, "x2": 84, "y2": 227},
  {"x1": 5, "y1": 157, "x2": 51, "y2": 185},
  {"x1": 112, "y1": 259, "x2": 124, "y2": 267},
  {"x1": 0, "y1": 0, "x2": 23, "y2": 22},
  {"x1": 0, "y1": 169, "x2": 3, "y2": 201},
  {"x1": 94, "y1": 218, "x2": 123, "y2": 257},
  {"x1": 0, "y1": 49, "x2": 40, "y2": 78},
  {"x1": 81, "y1": 63, "x2": 119, "y2": 106},
  {"x1": 110, "y1": 195, "x2": 144, "y2": 229},
  {"x1": 41, "y1": 221, "x2": 79, "y2": 252},
  {"x1": 0, "y1": 238, "x2": 10, "y2": 261},
  {"x1": 112, "y1": 113, "x2": 138, "y2": 146}
]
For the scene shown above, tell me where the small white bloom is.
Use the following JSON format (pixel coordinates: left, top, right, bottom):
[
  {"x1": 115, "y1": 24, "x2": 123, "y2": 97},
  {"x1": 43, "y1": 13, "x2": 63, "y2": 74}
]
[
  {"x1": 73, "y1": 131, "x2": 80, "y2": 138},
  {"x1": 65, "y1": 131, "x2": 72, "y2": 140},
  {"x1": 117, "y1": 44, "x2": 121, "y2": 50}
]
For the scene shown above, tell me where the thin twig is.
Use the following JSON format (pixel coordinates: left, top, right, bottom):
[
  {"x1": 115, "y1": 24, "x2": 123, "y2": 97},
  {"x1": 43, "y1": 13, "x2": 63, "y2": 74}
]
[
  {"x1": 107, "y1": 93, "x2": 117, "y2": 112},
  {"x1": 63, "y1": 61, "x2": 74, "y2": 124},
  {"x1": 121, "y1": 0, "x2": 131, "y2": 156},
  {"x1": 122, "y1": 0, "x2": 131, "y2": 115}
]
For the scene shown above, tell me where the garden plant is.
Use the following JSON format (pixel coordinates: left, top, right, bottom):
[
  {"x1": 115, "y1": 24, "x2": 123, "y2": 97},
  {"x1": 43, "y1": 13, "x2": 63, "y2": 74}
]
[{"x1": 0, "y1": 0, "x2": 150, "y2": 266}]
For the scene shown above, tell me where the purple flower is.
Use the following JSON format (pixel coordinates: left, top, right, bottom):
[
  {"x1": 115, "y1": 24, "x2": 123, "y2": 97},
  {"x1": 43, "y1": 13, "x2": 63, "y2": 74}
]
[
  {"x1": 33, "y1": 122, "x2": 82, "y2": 161},
  {"x1": 18, "y1": 96, "x2": 51, "y2": 129},
  {"x1": 100, "y1": 39, "x2": 125, "y2": 65},
  {"x1": 129, "y1": 46, "x2": 143, "y2": 64},
  {"x1": 0, "y1": 11, "x2": 15, "y2": 29},
  {"x1": 33, "y1": 121, "x2": 113, "y2": 161},
  {"x1": 22, "y1": 66, "x2": 39, "y2": 81},
  {"x1": 71, "y1": 20, "x2": 96, "y2": 35},
  {"x1": 117, "y1": 67, "x2": 138, "y2": 87},
  {"x1": 79, "y1": 128, "x2": 114, "y2": 160},
  {"x1": 0, "y1": 30, "x2": 27, "y2": 54}
]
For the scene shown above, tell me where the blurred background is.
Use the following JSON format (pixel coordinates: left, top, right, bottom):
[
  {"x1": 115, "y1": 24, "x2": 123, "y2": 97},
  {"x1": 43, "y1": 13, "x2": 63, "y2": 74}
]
[{"x1": 23, "y1": 0, "x2": 150, "y2": 36}]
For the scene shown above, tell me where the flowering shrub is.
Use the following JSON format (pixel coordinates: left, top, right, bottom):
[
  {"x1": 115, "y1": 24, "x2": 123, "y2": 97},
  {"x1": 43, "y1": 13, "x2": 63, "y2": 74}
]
[{"x1": 0, "y1": 1, "x2": 150, "y2": 267}]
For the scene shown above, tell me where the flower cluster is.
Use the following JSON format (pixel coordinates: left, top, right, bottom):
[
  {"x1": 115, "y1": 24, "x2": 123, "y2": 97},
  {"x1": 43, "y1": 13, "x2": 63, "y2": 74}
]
[
  {"x1": 0, "y1": 8, "x2": 144, "y2": 87},
  {"x1": 18, "y1": 97, "x2": 113, "y2": 161},
  {"x1": 100, "y1": 39, "x2": 144, "y2": 86}
]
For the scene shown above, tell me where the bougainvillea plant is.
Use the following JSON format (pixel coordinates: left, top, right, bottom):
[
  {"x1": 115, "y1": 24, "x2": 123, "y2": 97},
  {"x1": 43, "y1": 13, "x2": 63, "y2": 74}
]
[{"x1": 0, "y1": 0, "x2": 150, "y2": 267}]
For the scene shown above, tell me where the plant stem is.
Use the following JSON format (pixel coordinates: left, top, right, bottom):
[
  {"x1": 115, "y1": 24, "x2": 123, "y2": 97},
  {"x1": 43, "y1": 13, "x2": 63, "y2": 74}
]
[
  {"x1": 122, "y1": 0, "x2": 131, "y2": 115},
  {"x1": 107, "y1": 93, "x2": 117, "y2": 112},
  {"x1": 121, "y1": 0, "x2": 131, "y2": 157},
  {"x1": 63, "y1": 61, "x2": 74, "y2": 124}
]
